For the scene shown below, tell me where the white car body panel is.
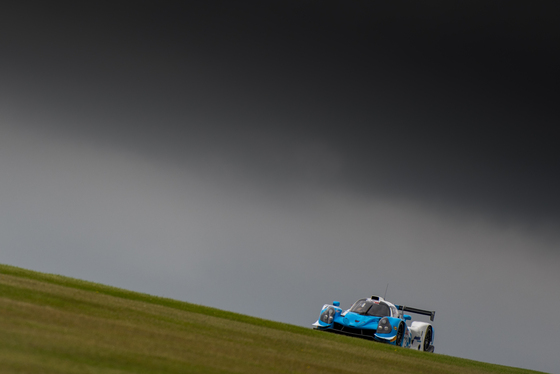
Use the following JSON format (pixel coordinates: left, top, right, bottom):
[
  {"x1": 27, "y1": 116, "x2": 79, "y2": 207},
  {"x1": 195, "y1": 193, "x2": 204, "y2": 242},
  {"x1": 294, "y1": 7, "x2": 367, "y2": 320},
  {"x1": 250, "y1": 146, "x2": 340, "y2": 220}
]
[{"x1": 409, "y1": 321, "x2": 432, "y2": 350}]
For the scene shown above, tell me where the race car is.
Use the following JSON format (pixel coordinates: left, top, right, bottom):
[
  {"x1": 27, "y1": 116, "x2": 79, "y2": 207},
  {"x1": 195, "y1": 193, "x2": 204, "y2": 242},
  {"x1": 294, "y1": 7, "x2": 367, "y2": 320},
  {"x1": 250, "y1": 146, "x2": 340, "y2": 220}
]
[{"x1": 312, "y1": 295, "x2": 435, "y2": 352}]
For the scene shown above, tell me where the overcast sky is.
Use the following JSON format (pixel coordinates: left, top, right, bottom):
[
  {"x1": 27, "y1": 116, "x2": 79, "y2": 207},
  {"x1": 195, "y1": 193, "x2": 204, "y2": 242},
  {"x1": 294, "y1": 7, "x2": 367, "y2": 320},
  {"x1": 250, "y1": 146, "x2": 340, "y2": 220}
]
[{"x1": 2, "y1": 2, "x2": 559, "y2": 373}]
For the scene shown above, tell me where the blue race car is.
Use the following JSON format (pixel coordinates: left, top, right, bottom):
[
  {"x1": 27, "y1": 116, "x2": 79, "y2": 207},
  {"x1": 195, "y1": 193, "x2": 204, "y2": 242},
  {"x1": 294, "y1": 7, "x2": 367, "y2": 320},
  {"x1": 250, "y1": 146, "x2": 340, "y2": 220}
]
[{"x1": 312, "y1": 295, "x2": 435, "y2": 352}]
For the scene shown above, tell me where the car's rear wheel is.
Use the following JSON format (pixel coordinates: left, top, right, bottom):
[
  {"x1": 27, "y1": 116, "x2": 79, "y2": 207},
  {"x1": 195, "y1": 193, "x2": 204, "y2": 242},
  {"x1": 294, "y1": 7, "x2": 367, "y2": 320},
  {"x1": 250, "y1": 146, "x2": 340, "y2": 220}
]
[
  {"x1": 395, "y1": 323, "x2": 404, "y2": 347},
  {"x1": 423, "y1": 326, "x2": 434, "y2": 352}
]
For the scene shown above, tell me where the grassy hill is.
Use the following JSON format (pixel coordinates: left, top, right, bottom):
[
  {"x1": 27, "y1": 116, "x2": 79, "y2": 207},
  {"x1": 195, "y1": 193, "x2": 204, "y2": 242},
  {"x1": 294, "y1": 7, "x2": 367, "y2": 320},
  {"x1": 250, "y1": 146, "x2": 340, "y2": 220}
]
[{"x1": 0, "y1": 263, "x2": 543, "y2": 374}]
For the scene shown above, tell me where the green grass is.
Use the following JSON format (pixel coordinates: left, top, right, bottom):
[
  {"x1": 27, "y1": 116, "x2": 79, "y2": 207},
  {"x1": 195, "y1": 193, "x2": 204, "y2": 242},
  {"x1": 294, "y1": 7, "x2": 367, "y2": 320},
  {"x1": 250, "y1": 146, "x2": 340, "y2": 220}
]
[{"x1": 0, "y1": 264, "x2": 544, "y2": 374}]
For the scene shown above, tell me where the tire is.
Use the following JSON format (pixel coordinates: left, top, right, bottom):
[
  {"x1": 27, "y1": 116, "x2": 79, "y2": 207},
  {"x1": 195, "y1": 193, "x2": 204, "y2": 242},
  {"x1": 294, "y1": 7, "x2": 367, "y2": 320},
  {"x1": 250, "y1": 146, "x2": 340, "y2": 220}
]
[
  {"x1": 423, "y1": 326, "x2": 433, "y2": 352},
  {"x1": 395, "y1": 323, "x2": 404, "y2": 347}
]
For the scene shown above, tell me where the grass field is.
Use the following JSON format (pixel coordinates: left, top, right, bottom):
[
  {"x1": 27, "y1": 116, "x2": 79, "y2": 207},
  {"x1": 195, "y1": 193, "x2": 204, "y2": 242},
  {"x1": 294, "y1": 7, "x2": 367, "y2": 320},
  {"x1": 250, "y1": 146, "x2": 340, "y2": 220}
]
[{"x1": 0, "y1": 263, "x2": 544, "y2": 374}]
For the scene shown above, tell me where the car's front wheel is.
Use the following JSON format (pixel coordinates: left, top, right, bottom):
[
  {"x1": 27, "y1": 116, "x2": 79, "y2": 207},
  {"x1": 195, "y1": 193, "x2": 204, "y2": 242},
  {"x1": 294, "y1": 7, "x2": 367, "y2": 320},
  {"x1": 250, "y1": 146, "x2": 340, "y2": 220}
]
[{"x1": 395, "y1": 323, "x2": 404, "y2": 347}]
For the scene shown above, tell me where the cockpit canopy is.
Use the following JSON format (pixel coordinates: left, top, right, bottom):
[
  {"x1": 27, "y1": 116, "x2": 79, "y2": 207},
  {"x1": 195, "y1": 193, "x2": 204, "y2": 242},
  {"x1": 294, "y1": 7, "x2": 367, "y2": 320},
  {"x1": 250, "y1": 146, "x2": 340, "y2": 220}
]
[{"x1": 349, "y1": 298, "x2": 392, "y2": 317}]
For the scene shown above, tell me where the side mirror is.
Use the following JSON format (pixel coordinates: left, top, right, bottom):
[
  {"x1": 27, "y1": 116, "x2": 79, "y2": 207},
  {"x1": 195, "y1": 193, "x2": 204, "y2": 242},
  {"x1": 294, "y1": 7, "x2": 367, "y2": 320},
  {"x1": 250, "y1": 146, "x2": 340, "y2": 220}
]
[
  {"x1": 333, "y1": 301, "x2": 340, "y2": 307},
  {"x1": 403, "y1": 314, "x2": 412, "y2": 321}
]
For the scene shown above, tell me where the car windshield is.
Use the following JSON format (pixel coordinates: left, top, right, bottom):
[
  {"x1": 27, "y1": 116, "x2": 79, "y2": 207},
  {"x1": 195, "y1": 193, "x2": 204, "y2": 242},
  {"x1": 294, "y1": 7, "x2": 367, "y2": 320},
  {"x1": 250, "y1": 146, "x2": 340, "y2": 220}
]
[{"x1": 350, "y1": 299, "x2": 391, "y2": 317}]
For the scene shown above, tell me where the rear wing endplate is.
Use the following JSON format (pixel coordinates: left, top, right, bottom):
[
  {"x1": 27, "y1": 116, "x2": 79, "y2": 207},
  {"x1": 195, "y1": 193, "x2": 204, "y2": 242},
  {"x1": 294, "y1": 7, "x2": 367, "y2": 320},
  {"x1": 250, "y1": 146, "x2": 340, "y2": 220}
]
[{"x1": 396, "y1": 305, "x2": 435, "y2": 321}]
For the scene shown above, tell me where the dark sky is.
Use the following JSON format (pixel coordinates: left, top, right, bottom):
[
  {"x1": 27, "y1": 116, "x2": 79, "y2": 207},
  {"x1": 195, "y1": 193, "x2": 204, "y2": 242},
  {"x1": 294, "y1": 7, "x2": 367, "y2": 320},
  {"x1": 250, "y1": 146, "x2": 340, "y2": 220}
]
[
  {"x1": 4, "y1": 1, "x2": 559, "y2": 226},
  {"x1": 2, "y1": 2, "x2": 560, "y2": 373}
]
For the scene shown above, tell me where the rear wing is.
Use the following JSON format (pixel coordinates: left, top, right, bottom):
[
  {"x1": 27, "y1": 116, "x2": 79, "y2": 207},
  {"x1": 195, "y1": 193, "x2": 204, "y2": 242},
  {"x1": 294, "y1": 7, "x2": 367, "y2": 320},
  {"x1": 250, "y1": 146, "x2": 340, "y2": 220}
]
[{"x1": 396, "y1": 305, "x2": 435, "y2": 321}]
